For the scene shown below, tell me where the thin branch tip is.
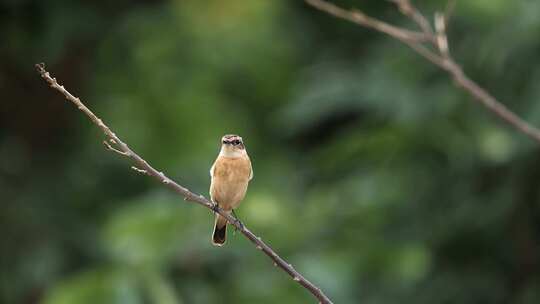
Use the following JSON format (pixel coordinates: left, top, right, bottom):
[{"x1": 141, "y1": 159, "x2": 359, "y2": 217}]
[
  {"x1": 35, "y1": 62, "x2": 46, "y2": 74},
  {"x1": 444, "y1": 0, "x2": 457, "y2": 24}
]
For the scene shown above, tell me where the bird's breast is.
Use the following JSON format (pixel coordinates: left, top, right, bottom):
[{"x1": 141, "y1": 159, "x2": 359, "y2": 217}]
[{"x1": 210, "y1": 156, "x2": 252, "y2": 210}]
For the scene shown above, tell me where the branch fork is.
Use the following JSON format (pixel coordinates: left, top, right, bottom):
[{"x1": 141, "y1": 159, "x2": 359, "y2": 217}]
[{"x1": 305, "y1": 0, "x2": 540, "y2": 144}]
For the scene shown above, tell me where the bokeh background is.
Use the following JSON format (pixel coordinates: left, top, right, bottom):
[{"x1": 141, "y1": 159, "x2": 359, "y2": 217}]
[{"x1": 2, "y1": 0, "x2": 540, "y2": 303}]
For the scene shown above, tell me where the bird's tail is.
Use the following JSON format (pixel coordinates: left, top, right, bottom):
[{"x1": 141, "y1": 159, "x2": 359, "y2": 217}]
[{"x1": 212, "y1": 213, "x2": 229, "y2": 246}]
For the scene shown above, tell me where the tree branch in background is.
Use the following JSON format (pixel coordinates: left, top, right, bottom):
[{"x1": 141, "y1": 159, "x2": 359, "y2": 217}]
[
  {"x1": 35, "y1": 63, "x2": 334, "y2": 304},
  {"x1": 305, "y1": 0, "x2": 540, "y2": 145}
]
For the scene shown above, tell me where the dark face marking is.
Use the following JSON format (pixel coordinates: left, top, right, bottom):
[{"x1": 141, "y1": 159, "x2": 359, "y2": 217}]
[{"x1": 221, "y1": 136, "x2": 245, "y2": 149}]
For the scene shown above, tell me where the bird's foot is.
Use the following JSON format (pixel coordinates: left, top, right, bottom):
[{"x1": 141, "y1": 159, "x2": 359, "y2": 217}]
[{"x1": 211, "y1": 202, "x2": 220, "y2": 214}]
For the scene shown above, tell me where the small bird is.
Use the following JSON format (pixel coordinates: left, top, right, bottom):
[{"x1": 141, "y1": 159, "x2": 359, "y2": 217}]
[{"x1": 209, "y1": 134, "x2": 253, "y2": 246}]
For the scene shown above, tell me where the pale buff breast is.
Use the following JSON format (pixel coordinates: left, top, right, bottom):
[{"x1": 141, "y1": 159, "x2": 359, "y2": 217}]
[{"x1": 210, "y1": 156, "x2": 252, "y2": 210}]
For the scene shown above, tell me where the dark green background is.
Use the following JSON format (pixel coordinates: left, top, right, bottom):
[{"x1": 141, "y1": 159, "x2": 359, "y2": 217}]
[{"x1": 2, "y1": 0, "x2": 540, "y2": 303}]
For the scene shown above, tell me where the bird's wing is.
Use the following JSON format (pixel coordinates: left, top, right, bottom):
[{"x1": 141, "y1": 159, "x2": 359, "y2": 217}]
[
  {"x1": 210, "y1": 162, "x2": 215, "y2": 177},
  {"x1": 249, "y1": 159, "x2": 253, "y2": 181}
]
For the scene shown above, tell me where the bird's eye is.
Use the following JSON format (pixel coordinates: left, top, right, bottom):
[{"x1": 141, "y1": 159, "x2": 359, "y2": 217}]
[
  {"x1": 233, "y1": 140, "x2": 240, "y2": 145},
  {"x1": 222, "y1": 140, "x2": 228, "y2": 144}
]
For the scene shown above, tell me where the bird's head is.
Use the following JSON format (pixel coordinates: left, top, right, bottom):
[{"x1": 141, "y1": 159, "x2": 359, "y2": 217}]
[{"x1": 220, "y1": 134, "x2": 246, "y2": 157}]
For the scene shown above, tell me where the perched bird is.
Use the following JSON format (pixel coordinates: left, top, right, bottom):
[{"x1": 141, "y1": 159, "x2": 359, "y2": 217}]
[{"x1": 209, "y1": 134, "x2": 253, "y2": 246}]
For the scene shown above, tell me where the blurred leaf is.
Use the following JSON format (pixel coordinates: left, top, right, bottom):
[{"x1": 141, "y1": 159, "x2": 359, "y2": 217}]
[
  {"x1": 43, "y1": 268, "x2": 141, "y2": 304},
  {"x1": 102, "y1": 195, "x2": 187, "y2": 267}
]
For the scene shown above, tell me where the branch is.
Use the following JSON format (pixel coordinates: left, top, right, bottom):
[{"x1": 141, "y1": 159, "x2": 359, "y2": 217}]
[
  {"x1": 305, "y1": 0, "x2": 540, "y2": 145},
  {"x1": 35, "y1": 63, "x2": 333, "y2": 304}
]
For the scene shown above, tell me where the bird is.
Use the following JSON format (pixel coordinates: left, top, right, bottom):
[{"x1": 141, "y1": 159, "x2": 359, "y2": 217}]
[{"x1": 209, "y1": 134, "x2": 253, "y2": 246}]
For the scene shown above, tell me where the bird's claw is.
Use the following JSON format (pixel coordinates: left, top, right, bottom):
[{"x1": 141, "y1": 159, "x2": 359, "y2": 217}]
[{"x1": 211, "y1": 203, "x2": 220, "y2": 214}]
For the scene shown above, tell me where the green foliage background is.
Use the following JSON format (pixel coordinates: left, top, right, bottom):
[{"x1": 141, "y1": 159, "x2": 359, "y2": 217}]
[{"x1": 2, "y1": 0, "x2": 540, "y2": 303}]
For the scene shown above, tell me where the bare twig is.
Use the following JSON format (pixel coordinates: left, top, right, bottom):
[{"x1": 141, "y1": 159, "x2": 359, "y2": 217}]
[
  {"x1": 35, "y1": 63, "x2": 333, "y2": 304},
  {"x1": 444, "y1": 0, "x2": 457, "y2": 26},
  {"x1": 305, "y1": 0, "x2": 540, "y2": 145},
  {"x1": 131, "y1": 166, "x2": 149, "y2": 175},
  {"x1": 390, "y1": 0, "x2": 434, "y2": 39},
  {"x1": 103, "y1": 140, "x2": 129, "y2": 157},
  {"x1": 308, "y1": 0, "x2": 428, "y2": 42},
  {"x1": 434, "y1": 12, "x2": 449, "y2": 57}
]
